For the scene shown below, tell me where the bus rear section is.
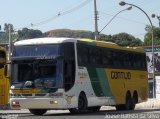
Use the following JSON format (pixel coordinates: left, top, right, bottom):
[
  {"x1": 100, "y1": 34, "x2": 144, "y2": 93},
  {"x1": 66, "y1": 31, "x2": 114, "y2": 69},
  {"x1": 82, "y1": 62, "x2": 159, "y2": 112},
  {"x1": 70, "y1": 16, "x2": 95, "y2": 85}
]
[
  {"x1": 0, "y1": 47, "x2": 9, "y2": 109},
  {"x1": 77, "y1": 39, "x2": 148, "y2": 111}
]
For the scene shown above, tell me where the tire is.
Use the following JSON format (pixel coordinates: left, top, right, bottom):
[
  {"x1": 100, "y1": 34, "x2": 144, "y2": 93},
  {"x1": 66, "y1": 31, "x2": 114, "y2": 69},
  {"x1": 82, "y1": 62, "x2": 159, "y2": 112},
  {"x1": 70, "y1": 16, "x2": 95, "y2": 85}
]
[
  {"x1": 88, "y1": 106, "x2": 101, "y2": 112},
  {"x1": 29, "y1": 109, "x2": 47, "y2": 115},
  {"x1": 115, "y1": 105, "x2": 125, "y2": 111},
  {"x1": 130, "y1": 96, "x2": 136, "y2": 110},
  {"x1": 116, "y1": 92, "x2": 132, "y2": 111},
  {"x1": 69, "y1": 93, "x2": 88, "y2": 114},
  {"x1": 125, "y1": 94, "x2": 132, "y2": 110}
]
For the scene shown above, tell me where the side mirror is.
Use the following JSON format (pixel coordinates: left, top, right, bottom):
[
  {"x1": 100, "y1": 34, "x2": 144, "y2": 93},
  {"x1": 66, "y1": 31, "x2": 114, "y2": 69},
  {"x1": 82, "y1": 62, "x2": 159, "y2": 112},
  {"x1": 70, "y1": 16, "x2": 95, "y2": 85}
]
[{"x1": 4, "y1": 64, "x2": 8, "y2": 77}]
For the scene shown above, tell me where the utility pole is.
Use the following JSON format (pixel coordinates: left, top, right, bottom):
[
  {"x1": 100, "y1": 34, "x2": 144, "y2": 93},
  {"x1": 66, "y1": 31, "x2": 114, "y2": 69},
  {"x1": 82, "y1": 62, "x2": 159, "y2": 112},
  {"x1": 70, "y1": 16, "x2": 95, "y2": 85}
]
[
  {"x1": 8, "y1": 24, "x2": 11, "y2": 77},
  {"x1": 157, "y1": 16, "x2": 160, "y2": 27},
  {"x1": 94, "y1": 0, "x2": 98, "y2": 40},
  {"x1": 8, "y1": 25, "x2": 11, "y2": 63}
]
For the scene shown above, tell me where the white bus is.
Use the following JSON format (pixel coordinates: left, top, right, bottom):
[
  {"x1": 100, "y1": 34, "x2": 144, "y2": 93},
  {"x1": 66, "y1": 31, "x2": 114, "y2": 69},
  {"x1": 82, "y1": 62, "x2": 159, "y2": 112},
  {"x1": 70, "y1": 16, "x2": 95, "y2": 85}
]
[{"x1": 10, "y1": 38, "x2": 148, "y2": 115}]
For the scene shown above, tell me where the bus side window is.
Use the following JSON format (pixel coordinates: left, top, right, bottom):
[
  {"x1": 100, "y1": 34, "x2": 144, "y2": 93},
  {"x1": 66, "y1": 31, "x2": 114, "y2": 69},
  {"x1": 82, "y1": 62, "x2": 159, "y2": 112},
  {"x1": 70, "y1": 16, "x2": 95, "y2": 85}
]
[
  {"x1": 64, "y1": 61, "x2": 74, "y2": 91},
  {"x1": 142, "y1": 54, "x2": 147, "y2": 70},
  {"x1": 113, "y1": 51, "x2": 122, "y2": 68},
  {"x1": 63, "y1": 43, "x2": 75, "y2": 91},
  {"x1": 0, "y1": 51, "x2": 6, "y2": 69},
  {"x1": 135, "y1": 55, "x2": 141, "y2": 69},
  {"x1": 91, "y1": 48, "x2": 96, "y2": 64}
]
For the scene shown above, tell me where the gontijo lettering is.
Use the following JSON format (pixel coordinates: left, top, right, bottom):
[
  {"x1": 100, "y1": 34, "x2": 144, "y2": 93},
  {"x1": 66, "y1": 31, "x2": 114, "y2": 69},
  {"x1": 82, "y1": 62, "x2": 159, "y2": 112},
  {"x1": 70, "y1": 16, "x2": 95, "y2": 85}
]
[{"x1": 111, "y1": 71, "x2": 131, "y2": 80}]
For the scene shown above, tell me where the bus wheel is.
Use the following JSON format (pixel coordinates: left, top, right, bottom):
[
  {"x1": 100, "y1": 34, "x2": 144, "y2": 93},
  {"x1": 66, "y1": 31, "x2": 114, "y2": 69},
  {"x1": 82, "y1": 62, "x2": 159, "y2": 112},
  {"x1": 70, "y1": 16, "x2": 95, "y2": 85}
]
[
  {"x1": 88, "y1": 106, "x2": 101, "y2": 112},
  {"x1": 125, "y1": 93, "x2": 132, "y2": 110},
  {"x1": 69, "y1": 93, "x2": 88, "y2": 114},
  {"x1": 116, "y1": 92, "x2": 132, "y2": 111},
  {"x1": 29, "y1": 109, "x2": 47, "y2": 115},
  {"x1": 115, "y1": 105, "x2": 125, "y2": 110},
  {"x1": 130, "y1": 91, "x2": 138, "y2": 110},
  {"x1": 130, "y1": 95, "x2": 137, "y2": 110}
]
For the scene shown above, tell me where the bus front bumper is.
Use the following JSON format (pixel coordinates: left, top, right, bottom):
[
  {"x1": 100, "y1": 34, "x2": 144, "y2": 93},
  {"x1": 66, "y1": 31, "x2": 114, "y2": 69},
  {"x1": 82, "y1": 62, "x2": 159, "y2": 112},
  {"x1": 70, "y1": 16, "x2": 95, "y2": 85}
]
[{"x1": 10, "y1": 98, "x2": 68, "y2": 109}]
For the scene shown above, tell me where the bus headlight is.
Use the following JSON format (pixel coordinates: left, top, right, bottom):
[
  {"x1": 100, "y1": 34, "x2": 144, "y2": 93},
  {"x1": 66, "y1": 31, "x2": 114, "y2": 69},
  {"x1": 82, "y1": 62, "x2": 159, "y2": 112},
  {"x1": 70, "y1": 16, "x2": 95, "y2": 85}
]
[
  {"x1": 50, "y1": 100, "x2": 58, "y2": 104},
  {"x1": 11, "y1": 101, "x2": 20, "y2": 108}
]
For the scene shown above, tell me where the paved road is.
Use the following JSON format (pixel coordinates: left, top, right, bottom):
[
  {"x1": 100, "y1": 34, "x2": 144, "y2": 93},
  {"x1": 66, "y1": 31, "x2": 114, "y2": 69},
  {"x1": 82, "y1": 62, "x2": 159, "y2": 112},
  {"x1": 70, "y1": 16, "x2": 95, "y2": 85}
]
[{"x1": 1, "y1": 109, "x2": 160, "y2": 119}]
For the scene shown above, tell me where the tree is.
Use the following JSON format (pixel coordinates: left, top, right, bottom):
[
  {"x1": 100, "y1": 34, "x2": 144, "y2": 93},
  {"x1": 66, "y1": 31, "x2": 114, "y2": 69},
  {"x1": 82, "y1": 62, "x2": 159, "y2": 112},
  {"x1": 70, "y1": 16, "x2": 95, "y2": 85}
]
[
  {"x1": 4, "y1": 23, "x2": 14, "y2": 33},
  {"x1": 143, "y1": 25, "x2": 160, "y2": 46},
  {"x1": 18, "y1": 28, "x2": 43, "y2": 40},
  {"x1": 112, "y1": 33, "x2": 142, "y2": 46},
  {"x1": 0, "y1": 23, "x2": 17, "y2": 43},
  {"x1": 98, "y1": 34, "x2": 112, "y2": 42}
]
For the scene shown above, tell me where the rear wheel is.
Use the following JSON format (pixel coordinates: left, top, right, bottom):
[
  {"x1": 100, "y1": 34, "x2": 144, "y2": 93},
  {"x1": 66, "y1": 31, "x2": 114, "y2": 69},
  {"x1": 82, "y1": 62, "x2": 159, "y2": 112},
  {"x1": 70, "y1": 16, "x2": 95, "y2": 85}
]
[
  {"x1": 29, "y1": 109, "x2": 47, "y2": 115},
  {"x1": 131, "y1": 91, "x2": 138, "y2": 110},
  {"x1": 130, "y1": 94, "x2": 137, "y2": 110},
  {"x1": 116, "y1": 92, "x2": 133, "y2": 111},
  {"x1": 125, "y1": 93, "x2": 132, "y2": 110},
  {"x1": 69, "y1": 93, "x2": 88, "y2": 114}
]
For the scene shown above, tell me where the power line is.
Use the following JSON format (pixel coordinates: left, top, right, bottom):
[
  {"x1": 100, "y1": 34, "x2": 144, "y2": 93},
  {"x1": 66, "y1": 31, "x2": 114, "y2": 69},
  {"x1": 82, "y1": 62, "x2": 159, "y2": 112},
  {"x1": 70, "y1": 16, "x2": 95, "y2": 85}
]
[
  {"x1": 99, "y1": 7, "x2": 132, "y2": 34},
  {"x1": 28, "y1": 0, "x2": 92, "y2": 28},
  {"x1": 99, "y1": 11, "x2": 147, "y2": 25}
]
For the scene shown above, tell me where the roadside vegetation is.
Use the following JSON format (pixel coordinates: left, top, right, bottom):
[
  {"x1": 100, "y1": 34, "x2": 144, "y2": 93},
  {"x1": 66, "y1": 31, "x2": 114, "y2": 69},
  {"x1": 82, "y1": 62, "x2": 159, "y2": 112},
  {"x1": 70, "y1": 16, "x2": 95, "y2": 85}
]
[{"x1": 0, "y1": 23, "x2": 160, "y2": 47}]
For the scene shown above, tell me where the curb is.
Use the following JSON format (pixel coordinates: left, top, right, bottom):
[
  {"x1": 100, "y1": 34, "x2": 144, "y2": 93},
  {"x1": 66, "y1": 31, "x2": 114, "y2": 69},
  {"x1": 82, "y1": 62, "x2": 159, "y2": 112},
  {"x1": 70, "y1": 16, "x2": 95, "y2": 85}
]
[
  {"x1": 136, "y1": 99, "x2": 160, "y2": 109},
  {"x1": 102, "y1": 99, "x2": 160, "y2": 110}
]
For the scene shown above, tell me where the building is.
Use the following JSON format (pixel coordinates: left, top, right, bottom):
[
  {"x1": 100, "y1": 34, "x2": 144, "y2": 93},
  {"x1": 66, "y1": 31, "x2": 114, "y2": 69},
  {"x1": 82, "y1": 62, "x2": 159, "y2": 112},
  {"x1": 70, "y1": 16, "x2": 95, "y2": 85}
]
[{"x1": 144, "y1": 45, "x2": 160, "y2": 98}]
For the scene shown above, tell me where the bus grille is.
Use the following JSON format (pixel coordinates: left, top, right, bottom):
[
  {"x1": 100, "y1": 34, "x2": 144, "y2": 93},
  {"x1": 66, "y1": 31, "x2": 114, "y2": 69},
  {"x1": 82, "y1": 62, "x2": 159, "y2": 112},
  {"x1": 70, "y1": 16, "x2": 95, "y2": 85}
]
[{"x1": 11, "y1": 93, "x2": 47, "y2": 98}]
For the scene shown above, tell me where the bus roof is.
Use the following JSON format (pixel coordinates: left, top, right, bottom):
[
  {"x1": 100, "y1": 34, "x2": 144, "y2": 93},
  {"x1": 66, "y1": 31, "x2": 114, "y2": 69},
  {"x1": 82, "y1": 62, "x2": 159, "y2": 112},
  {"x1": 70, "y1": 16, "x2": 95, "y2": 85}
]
[
  {"x1": 14, "y1": 37, "x2": 78, "y2": 46},
  {"x1": 80, "y1": 38, "x2": 145, "y2": 53},
  {"x1": 14, "y1": 37, "x2": 145, "y2": 53}
]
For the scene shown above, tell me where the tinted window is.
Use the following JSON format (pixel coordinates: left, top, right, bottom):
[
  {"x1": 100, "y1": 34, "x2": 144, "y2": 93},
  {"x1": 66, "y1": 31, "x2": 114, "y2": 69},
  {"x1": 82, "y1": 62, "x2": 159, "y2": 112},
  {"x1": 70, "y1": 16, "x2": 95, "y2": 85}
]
[
  {"x1": 77, "y1": 43, "x2": 147, "y2": 71},
  {"x1": 0, "y1": 51, "x2": 6, "y2": 68},
  {"x1": 14, "y1": 45, "x2": 61, "y2": 57},
  {"x1": 63, "y1": 43, "x2": 75, "y2": 91}
]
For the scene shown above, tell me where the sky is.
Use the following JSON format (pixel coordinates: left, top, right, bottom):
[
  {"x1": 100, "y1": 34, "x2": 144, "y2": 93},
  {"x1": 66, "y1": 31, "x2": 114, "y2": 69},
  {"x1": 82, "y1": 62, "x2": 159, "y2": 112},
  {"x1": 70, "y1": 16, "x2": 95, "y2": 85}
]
[{"x1": 0, "y1": 0, "x2": 160, "y2": 41}]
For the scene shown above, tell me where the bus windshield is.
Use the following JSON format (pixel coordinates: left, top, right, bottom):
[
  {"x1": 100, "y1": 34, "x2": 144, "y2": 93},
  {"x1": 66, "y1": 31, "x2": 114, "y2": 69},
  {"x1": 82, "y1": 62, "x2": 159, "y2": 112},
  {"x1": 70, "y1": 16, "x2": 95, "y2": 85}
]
[
  {"x1": 14, "y1": 44, "x2": 61, "y2": 57},
  {"x1": 11, "y1": 60, "x2": 61, "y2": 89},
  {"x1": 11, "y1": 44, "x2": 63, "y2": 90}
]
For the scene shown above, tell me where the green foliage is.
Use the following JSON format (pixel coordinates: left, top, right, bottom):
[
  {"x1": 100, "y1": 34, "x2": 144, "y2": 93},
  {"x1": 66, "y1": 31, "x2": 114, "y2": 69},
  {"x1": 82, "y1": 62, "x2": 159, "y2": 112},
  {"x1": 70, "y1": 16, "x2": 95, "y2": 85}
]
[
  {"x1": 0, "y1": 24, "x2": 43, "y2": 43},
  {"x1": 0, "y1": 23, "x2": 143, "y2": 47},
  {"x1": 99, "y1": 32, "x2": 142, "y2": 47},
  {"x1": 47, "y1": 29, "x2": 142, "y2": 47},
  {"x1": 4, "y1": 23, "x2": 14, "y2": 33},
  {"x1": 111, "y1": 33, "x2": 142, "y2": 47},
  {"x1": 143, "y1": 25, "x2": 160, "y2": 46},
  {"x1": 0, "y1": 23, "x2": 17, "y2": 43},
  {"x1": 0, "y1": 32, "x2": 18, "y2": 43},
  {"x1": 98, "y1": 34, "x2": 112, "y2": 42},
  {"x1": 18, "y1": 28, "x2": 43, "y2": 40}
]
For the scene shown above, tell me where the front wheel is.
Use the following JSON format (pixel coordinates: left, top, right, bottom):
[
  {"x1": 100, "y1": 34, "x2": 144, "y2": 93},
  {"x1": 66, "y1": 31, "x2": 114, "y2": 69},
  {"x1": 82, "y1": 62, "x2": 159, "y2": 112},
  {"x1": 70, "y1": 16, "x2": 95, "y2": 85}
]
[
  {"x1": 69, "y1": 93, "x2": 88, "y2": 114},
  {"x1": 29, "y1": 109, "x2": 47, "y2": 115},
  {"x1": 88, "y1": 106, "x2": 101, "y2": 112}
]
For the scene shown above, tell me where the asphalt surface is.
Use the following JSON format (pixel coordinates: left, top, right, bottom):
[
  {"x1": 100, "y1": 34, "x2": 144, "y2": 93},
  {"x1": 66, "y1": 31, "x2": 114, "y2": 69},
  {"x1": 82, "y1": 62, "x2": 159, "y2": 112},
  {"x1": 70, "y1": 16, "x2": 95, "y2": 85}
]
[{"x1": 1, "y1": 109, "x2": 160, "y2": 119}]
